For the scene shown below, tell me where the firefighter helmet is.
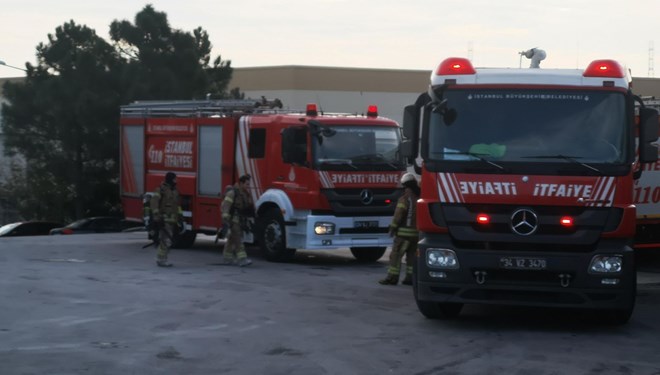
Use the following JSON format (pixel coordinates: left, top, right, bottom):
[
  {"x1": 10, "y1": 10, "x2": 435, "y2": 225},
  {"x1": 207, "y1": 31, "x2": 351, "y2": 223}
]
[
  {"x1": 400, "y1": 173, "x2": 417, "y2": 185},
  {"x1": 165, "y1": 172, "x2": 177, "y2": 184}
]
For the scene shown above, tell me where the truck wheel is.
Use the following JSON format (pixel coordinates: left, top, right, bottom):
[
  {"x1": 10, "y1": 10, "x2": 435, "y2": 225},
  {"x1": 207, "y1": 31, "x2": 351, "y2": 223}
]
[
  {"x1": 412, "y1": 263, "x2": 463, "y2": 319},
  {"x1": 259, "y1": 209, "x2": 296, "y2": 262},
  {"x1": 415, "y1": 300, "x2": 463, "y2": 319},
  {"x1": 350, "y1": 247, "x2": 386, "y2": 262},
  {"x1": 597, "y1": 272, "x2": 636, "y2": 325},
  {"x1": 173, "y1": 231, "x2": 196, "y2": 249},
  {"x1": 600, "y1": 308, "x2": 634, "y2": 325}
]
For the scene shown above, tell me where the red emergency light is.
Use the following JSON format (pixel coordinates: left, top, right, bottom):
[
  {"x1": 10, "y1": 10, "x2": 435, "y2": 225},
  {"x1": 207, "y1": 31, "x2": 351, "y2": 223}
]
[
  {"x1": 436, "y1": 57, "x2": 476, "y2": 76},
  {"x1": 367, "y1": 105, "x2": 378, "y2": 117},
  {"x1": 476, "y1": 213, "x2": 490, "y2": 225},
  {"x1": 583, "y1": 60, "x2": 625, "y2": 78},
  {"x1": 560, "y1": 216, "x2": 574, "y2": 227},
  {"x1": 306, "y1": 103, "x2": 318, "y2": 116}
]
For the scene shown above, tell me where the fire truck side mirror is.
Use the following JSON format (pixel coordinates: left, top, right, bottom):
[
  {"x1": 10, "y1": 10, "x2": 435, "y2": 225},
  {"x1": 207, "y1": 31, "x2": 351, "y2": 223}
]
[
  {"x1": 402, "y1": 105, "x2": 419, "y2": 159},
  {"x1": 400, "y1": 140, "x2": 413, "y2": 160},
  {"x1": 639, "y1": 107, "x2": 659, "y2": 164}
]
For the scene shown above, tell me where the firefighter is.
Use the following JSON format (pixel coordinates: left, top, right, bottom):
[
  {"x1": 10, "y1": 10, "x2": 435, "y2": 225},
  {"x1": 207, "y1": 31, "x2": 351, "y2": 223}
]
[
  {"x1": 379, "y1": 172, "x2": 420, "y2": 285},
  {"x1": 150, "y1": 172, "x2": 182, "y2": 267},
  {"x1": 219, "y1": 174, "x2": 255, "y2": 266}
]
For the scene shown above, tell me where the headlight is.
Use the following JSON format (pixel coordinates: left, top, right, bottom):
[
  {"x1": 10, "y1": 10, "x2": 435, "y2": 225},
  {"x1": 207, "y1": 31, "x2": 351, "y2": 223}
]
[
  {"x1": 589, "y1": 255, "x2": 623, "y2": 273},
  {"x1": 314, "y1": 222, "x2": 335, "y2": 235},
  {"x1": 427, "y1": 248, "x2": 459, "y2": 269}
]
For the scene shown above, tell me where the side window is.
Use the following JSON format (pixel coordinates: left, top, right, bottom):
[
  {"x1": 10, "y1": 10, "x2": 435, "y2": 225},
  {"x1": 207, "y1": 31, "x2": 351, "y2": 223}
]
[
  {"x1": 282, "y1": 127, "x2": 308, "y2": 165},
  {"x1": 293, "y1": 128, "x2": 307, "y2": 161},
  {"x1": 249, "y1": 128, "x2": 266, "y2": 158}
]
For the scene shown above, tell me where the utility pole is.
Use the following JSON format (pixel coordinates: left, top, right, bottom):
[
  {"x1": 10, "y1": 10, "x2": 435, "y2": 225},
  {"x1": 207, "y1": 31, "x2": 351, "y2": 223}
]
[{"x1": 649, "y1": 41, "x2": 655, "y2": 77}]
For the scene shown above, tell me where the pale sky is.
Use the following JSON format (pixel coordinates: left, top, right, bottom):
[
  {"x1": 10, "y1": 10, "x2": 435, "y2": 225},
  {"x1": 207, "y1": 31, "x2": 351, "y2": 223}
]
[{"x1": 1, "y1": 0, "x2": 658, "y2": 79}]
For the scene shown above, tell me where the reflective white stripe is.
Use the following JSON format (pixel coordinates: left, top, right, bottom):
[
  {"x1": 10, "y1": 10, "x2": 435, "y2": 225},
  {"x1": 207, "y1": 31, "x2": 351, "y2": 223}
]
[
  {"x1": 436, "y1": 178, "x2": 448, "y2": 202},
  {"x1": 319, "y1": 171, "x2": 333, "y2": 188},
  {"x1": 589, "y1": 176, "x2": 615, "y2": 207},
  {"x1": 437, "y1": 173, "x2": 463, "y2": 203},
  {"x1": 237, "y1": 117, "x2": 261, "y2": 203},
  {"x1": 597, "y1": 177, "x2": 615, "y2": 207},
  {"x1": 449, "y1": 173, "x2": 464, "y2": 203}
]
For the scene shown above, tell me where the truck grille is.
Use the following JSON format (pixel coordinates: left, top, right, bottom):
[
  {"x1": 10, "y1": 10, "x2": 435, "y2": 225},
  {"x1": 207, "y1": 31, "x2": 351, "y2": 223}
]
[
  {"x1": 430, "y1": 203, "x2": 618, "y2": 251},
  {"x1": 321, "y1": 188, "x2": 402, "y2": 216}
]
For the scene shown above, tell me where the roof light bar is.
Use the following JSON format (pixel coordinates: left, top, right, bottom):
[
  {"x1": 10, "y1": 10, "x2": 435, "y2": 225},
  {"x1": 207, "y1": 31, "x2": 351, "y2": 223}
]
[
  {"x1": 306, "y1": 103, "x2": 318, "y2": 116},
  {"x1": 583, "y1": 59, "x2": 625, "y2": 78},
  {"x1": 367, "y1": 105, "x2": 378, "y2": 117},
  {"x1": 436, "y1": 57, "x2": 476, "y2": 76}
]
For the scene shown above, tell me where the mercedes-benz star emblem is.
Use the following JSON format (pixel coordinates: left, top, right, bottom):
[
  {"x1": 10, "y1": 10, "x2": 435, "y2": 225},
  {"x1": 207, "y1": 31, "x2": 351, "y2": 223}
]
[
  {"x1": 360, "y1": 189, "x2": 374, "y2": 205},
  {"x1": 510, "y1": 208, "x2": 538, "y2": 236}
]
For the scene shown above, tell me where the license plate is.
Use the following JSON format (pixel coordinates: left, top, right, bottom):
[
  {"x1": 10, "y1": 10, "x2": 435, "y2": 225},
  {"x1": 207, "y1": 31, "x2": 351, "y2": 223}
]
[
  {"x1": 354, "y1": 220, "x2": 378, "y2": 229},
  {"x1": 499, "y1": 257, "x2": 547, "y2": 270}
]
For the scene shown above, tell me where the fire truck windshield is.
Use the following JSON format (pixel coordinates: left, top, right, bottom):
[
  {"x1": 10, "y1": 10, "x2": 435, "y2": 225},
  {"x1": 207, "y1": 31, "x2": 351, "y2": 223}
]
[
  {"x1": 313, "y1": 125, "x2": 404, "y2": 171},
  {"x1": 426, "y1": 88, "x2": 629, "y2": 173}
]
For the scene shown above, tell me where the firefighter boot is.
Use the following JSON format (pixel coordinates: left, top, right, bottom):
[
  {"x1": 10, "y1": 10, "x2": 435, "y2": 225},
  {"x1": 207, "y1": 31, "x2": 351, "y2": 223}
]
[
  {"x1": 378, "y1": 274, "x2": 399, "y2": 285},
  {"x1": 218, "y1": 257, "x2": 236, "y2": 266},
  {"x1": 156, "y1": 259, "x2": 173, "y2": 268},
  {"x1": 402, "y1": 274, "x2": 413, "y2": 285},
  {"x1": 237, "y1": 258, "x2": 253, "y2": 267}
]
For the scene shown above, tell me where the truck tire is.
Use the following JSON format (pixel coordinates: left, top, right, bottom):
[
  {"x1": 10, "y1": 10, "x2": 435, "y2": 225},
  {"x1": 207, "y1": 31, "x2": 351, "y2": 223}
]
[
  {"x1": 594, "y1": 272, "x2": 636, "y2": 326},
  {"x1": 415, "y1": 300, "x2": 463, "y2": 319},
  {"x1": 259, "y1": 209, "x2": 296, "y2": 262},
  {"x1": 350, "y1": 247, "x2": 386, "y2": 262},
  {"x1": 412, "y1": 262, "x2": 463, "y2": 319}
]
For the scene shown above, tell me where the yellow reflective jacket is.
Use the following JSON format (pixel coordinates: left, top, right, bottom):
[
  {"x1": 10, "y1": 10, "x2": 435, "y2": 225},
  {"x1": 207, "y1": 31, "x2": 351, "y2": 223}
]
[
  {"x1": 221, "y1": 184, "x2": 255, "y2": 225},
  {"x1": 389, "y1": 188, "x2": 418, "y2": 238},
  {"x1": 150, "y1": 182, "x2": 182, "y2": 223}
]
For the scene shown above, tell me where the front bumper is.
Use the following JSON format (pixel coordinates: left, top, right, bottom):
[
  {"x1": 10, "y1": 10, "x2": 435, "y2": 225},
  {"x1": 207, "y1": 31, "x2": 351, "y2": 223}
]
[{"x1": 416, "y1": 237, "x2": 636, "y2": 310}]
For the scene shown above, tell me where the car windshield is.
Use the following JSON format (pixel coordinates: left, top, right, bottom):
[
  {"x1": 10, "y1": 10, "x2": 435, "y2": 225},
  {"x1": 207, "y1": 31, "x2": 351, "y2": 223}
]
[
  {"x1": 312, "y1": 125, "x2": 404, "y2": 171},
  {"x1": 0, "y1": 222, "x2": 21, "y2": 236},
  {"x1": 66, "y1": 218, "x2": 91, "y2": 229},
  {"x1": 427, "y1": 89, "x2": 628, "y2": 166}
]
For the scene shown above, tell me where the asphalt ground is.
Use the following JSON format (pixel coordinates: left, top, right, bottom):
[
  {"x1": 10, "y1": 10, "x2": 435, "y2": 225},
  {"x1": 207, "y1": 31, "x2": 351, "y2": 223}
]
[{"x1": 1, "y1": 233, "x2": 659, "y2": 375}]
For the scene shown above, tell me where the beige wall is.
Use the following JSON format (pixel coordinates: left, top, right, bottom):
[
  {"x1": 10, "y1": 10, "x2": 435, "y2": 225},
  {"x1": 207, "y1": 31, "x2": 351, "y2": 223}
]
[
  {"x1": 229, "y1": 66, "x2": 433, "y2": 124},
  {"x1": 2, "y1": 68, "x2": 660, "y2": 100},
  {"x1": 230, "y1": 66, "x2": 660, "y2": 124},
  {"x1": 230, "y1": 65, "x2": 430, "y2": 93},
  {"x1": 631, "y1": 77, "x2": 660, "y2": 98}
]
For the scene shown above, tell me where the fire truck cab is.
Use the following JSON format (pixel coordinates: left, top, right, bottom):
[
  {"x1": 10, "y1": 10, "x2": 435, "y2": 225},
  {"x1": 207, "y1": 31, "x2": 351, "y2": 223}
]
[
  {"x1": 401, "y1": 57, "x2": 659, "y2": 324},
  {"x1": 121, "y1": 100, "x2": 406, "y2": 262}
]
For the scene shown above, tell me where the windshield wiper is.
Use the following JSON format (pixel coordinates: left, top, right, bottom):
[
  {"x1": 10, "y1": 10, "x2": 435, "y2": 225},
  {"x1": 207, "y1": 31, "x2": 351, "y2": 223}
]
[
  {"x1": 351, "y1": 153, "x2": 386, "y2": 162},
  {"x1": 521, "y1": 154, "x2": 601, "y2": 174},
  {"x1": 319, "y1": 159, "x2": 358, "y2": 170},
  {"x1": 442, "y1": 151, "x2": 506, "y2": 171}
]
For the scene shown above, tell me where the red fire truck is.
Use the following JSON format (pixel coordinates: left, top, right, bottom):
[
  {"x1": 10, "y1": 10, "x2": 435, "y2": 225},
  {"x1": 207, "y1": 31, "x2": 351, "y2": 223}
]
[
  {"x1": 635, "y1": 97, "x2": 660, "y2": 248},
  {"x1": 401, "y1": 57, "x2": 659, "y2": 324},
  {"x1": 120, "y1": 100, "x2": 406, "y2": 262}
]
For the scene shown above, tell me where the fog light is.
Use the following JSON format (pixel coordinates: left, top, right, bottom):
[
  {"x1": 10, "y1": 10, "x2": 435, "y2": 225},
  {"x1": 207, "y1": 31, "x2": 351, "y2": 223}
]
[
  {"x1": 589, "y1": 255, "x2": 623, "y2": 273},
  {"x1": 601, "y1": 278, "x2": 620, "y2": 285},
  {"x1": 427, "y1": 249, "x2": 459, "y2": 269},
  {"x1": 314, "y1": 222, "x2": 335, "y2": 235},
  {"x1": 429, "y1": 271, "x2": 447, "y2": 278}
]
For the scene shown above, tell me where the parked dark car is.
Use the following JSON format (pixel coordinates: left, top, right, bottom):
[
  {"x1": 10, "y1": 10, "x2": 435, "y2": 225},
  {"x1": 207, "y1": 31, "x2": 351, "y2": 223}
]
[
  {"x1": 49, "y1": 217, "x2": 143, "y2": 235},
  {"x1": 0, "y1": 221, "x2": 65, "y2": 237}
]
